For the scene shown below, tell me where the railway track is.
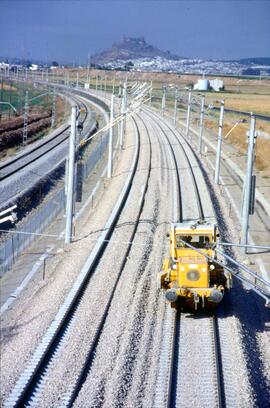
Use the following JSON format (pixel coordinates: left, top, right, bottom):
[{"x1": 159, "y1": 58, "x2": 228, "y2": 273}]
[
  {"x1": 0, "y1": 96, "x2": 89, "y2": 182},
  {"x1": 0, "y1": 93, "x2": 101, "y2": 212},
  {"x1": 70, "y1": 108, "x2": 176, "y2": 408},
  {"x1": 4, "y1": 112, "x2": 148, "y2": 407},
  {"x1": 143, "y1": 108, "x2": 226, "y2": 408},
  {"x1": 3, "y1": 99, "x2": 248, "y2": 407},
  {"x1": 3, "y1": 106, "x2": 175, "y2": 407},
  {"x1": 171, "y1": 312, "x2": 223, "y2": 408}
]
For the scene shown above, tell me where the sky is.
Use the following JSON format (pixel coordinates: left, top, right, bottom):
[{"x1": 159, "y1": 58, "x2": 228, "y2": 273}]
[{"x1": 0, "y1": 0, "x2": 269, "y2": 64}]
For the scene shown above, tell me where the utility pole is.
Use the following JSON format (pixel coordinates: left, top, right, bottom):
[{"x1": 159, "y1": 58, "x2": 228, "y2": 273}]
[
  {"x1": 112, "y1": 76, "x2": 115, "y2": 95},
  {"x1": 118, "y1": 81, "x2": 122, "y2": 97},
  {"x1": 65, "y1": 106, "x2": 77, "y2": 244},
  {"x1": 104, "y1": 76, "x2": 107, "y2": 101},
  {"x1": 86, "y1": 53, "x2": 90, "y2": 85},
  {"x1": 99, "y1": 76, "x2": 102, "y2": 94},
  {"x1": 185, "y1": 88, "x2": 192, "y2": 138},
  {"x1": 199, "y1": 95, "x2": 205, "y2": 154},
  {"x1": 120, "y1": 82, "x2": 126, "y2": 149},
  {"x1": 150, "y1": 80, "x2": 153, "y2": 106},
  {"x1": 108, "y1": 94, "x2": 114, "y2": 178},
  {"x1": 22, "y1": 91, "x2": 29, "y2": 146},
  {"x1": 88, "y1": 73, "x2": 91, "y2": 90},
  {"x1": 8, "y1": 79, "x2": 12, "y2": 119},
  {"x1": 214, "y1": 100, "x2": 225, "y2": 184},
  {"x1": 173, "y1": 87, "x2": 178, "y2": 126},
  {"x1": 76, "y1": 71, "x2": 79, "y2": 88},
  {"x1": 123, "y1": 81, "x2": 128, "y2": 137},
  {"x1": 161, "y1": 85, "x2": 166, "y2": 116},
  {"x1": 95, "y1": 75, "x2": 98, "y2": 95},
  {"x1": 51, "y1": 87, "x2": 56, "y2": 127},
  {"x1": 241, "y1": 115, "x2": 256, "y2": 252},
  {"x1": 0, "y1": 77, "x2": 3, "y2": 105}
]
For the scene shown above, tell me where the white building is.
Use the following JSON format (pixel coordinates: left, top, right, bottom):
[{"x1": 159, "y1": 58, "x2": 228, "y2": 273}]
[
  {"x1": 29, "y1": 64, "x2": 38, "y2": 71},
  {"x1": 0, "y1": 62, "x2": 9, "y2": 70},
  {"x1": 193, "y1": 77, "x2": 224, "y2": 92},
  {"x1": 209, "y1": 78, "x2": 224, "y2": 92}
]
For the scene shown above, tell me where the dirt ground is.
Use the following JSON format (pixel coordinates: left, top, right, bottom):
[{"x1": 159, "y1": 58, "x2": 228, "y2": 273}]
[{"x1": 204, "y1": 117, "x2": 270, "y2": 173}]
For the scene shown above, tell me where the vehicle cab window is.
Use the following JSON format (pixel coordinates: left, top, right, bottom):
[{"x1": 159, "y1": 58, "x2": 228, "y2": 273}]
[{"x1": 176, "y1": 234, "x2": 211, "y2": 249}]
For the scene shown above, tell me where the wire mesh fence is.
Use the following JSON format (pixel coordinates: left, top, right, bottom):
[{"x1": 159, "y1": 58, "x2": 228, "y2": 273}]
[{"x1": 0, "y1": 131, "x2": 109, "y2": 277}]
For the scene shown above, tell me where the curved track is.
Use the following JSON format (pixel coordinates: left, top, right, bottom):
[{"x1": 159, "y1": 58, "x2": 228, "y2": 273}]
[
  {"x1": 0, "y1": 96, "x2": 89, "y2": 182},
  {"x1": 0, "y1": 93, "x2": 101, "y2": 211},
  {"x1": 3, "y1": 102, "x2": 249, "y2": 408},
  {"x1": 4, "y1": 113, "x2": 142, "y2": 407}
]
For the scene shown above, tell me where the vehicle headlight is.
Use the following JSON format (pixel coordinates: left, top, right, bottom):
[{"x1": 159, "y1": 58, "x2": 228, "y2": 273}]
[
  {"x1": 210, "y1": 264, "x2": 215, "y2": 270},
  {"x1": 187, "y1": 269, "x2": 200, "y2": 281}
]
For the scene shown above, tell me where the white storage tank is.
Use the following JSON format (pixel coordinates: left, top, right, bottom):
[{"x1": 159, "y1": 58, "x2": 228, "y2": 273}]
[{"x1": 194, "y1": 79, "x2": 209, "y2": 91}]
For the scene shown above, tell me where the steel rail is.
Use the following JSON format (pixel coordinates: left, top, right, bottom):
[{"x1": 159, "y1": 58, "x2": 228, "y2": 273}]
[
  {"x1": 211, "y1": 315, "x2": 224, "y2": 408},
  {"x1": 4, "y1": 109, "x2": 141, "y2": 408},
  {"x1": 137, "y1": 109, "x2": 182, "y2": 408},
  {"x1": 146, "y1": 109, "x2": 224, "y2": 407},
  {"x1": 63, "y1": 113, "x2": 153, "y2": 408},
  {"x1": 141, "y1": 110, "x2": 183, "y2": 222},
  {"x1": 0, "y1": 94, "x2": 81, "y2": 171},
  {"x1": 0, "y1": 97, "x2": 88, "y2": 181},
  {"x1": 139, "y1": 107, "x2": 183, "y2": 408},
  {"x1": 168, "y1": 313, "x2": 223, "y2": 408},
  {"x1": 145, "y1": 107, "x2": 205, "y2": 221}
]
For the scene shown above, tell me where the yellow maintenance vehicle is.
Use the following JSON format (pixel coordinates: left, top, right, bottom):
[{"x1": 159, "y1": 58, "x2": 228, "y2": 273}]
[{"x1": 159, "y1": 220, "x2": 231, "y2": 308}]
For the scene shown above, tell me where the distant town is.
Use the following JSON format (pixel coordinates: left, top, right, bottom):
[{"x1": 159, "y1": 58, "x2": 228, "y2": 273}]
[{"x1": 1, "y1": 36, "x2": 270, "y2": 77}]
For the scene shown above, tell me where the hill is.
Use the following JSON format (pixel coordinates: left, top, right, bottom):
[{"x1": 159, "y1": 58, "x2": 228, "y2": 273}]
[{"x1": 91, "y1": 36, "x2": 181, "y2": 64}]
